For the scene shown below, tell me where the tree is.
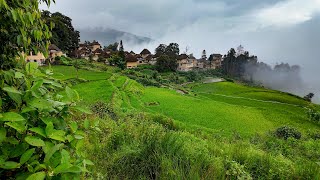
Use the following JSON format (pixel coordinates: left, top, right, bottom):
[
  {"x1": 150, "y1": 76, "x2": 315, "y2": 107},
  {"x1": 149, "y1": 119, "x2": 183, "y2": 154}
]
[
  {"x1": 304, "y1": 93, "x2": 315, "y2": 102},
  {"x1": 155, "y1": 55, "x2": 178, "y2": 72},
  {"x1": 165, "y1": 43, "x2": 180, "y2": 59},
  {"x1": 105, "y1": 42, "x2": 119, "y2": 51},
  {"x1": 41, "y1": 11, "x2": 80, "y2": 56},
  {"x1": 108, "y1": 54, "x2": 126, "y2": 70},
  {"x1": 0, "y1": 0, "x2": 90, "y2": 178},
  {"x1": 0, "y1": 0, "x2": 53, "y2": 69},
  {"x1": 155, "y1": 44, "x2": 167, "y2": 56}
]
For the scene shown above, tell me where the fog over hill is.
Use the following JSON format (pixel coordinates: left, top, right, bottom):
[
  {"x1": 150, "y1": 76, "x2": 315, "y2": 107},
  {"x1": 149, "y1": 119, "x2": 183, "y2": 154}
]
[{"x1": 78, "y1": 27, "x2": 153, "y2": 47}]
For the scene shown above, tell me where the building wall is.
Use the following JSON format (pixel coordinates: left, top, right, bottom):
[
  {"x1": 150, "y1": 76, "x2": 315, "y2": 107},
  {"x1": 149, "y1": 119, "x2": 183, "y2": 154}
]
[
  {"x1": 92, "y1": 45, "x2": 101, "y2": 52},
  {"x1": 26, "y1": 52, "x2": 46, "y2": 66},
  {"x1": 127, "y1": 61, "x2": 138, "y2": 69}
]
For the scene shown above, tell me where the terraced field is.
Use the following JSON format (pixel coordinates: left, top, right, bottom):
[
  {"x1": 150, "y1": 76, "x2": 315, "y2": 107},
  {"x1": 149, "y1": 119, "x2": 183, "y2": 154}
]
[{"x1": 48, "y1": 66, "x2": 319, "y2": 138}]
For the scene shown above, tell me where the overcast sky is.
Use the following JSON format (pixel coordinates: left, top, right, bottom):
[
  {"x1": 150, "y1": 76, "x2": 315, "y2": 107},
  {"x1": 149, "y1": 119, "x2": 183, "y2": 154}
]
[{"x1": 42, "y1": 0, "x2": 320, "y2": 99}]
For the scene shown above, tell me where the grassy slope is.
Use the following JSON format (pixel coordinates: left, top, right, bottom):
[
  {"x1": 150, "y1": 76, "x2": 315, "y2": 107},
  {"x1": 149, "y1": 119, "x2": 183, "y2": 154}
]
[
  {"x1": 132, "y1": 81, "x2": 318, "y2": 137},
  {"x1": 50, "y1": 65, "x2": 318, "y2": 137},
  {"x1": 48, "y1": 65, "x2": 320, "y2": 179}
]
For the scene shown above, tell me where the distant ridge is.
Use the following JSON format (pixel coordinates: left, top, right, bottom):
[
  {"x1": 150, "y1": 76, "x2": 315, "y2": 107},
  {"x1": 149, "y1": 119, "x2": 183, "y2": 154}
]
[{"x1": 79, "y1": 27, "x2": 153, "y2": 46}]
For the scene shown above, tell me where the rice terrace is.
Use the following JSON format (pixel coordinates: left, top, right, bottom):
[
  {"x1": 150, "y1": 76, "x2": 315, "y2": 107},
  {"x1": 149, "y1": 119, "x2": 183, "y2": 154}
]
[{"x1": 1, "y1": 0, "x2": 320, "y2": 179}]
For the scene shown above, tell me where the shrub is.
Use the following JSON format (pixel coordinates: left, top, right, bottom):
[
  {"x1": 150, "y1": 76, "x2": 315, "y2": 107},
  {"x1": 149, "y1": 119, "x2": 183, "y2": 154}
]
[
  {"x1": 90, "y1": 101, "x2": 117, "y2": 120},
  {"x1": 275, "y1": 126, "x2": 301, "y2": 140},
  {"x1": 307, "y1": 108, "x2": 320, "y2": 124},
  {"x1": 0, "y1": 63, "x2": 91, "y2": 179}
]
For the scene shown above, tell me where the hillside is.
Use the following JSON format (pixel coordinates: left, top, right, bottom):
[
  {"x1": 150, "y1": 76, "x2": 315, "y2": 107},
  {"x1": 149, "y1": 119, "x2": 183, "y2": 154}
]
[
  {"x1": 45, "y1": 62, "x2": 320, "y2": 179},
  {"x1": 79, "y1": 27, "x2": 153, "y2": 46}
]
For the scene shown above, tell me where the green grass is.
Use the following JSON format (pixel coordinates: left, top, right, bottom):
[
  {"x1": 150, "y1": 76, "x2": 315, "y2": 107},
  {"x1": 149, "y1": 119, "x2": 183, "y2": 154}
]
[
  {"x1": 48, "y1": 65, "x2": 320, "y2": 179},
  {"x1": 47, "y1": 65, "x2": 112, "y2": 81}
]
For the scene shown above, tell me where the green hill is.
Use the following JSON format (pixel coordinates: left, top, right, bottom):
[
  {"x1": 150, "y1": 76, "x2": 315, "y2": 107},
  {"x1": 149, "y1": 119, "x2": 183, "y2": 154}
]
[{"x1": 45, "y1": 64, "x2": 320, "y2": 179}]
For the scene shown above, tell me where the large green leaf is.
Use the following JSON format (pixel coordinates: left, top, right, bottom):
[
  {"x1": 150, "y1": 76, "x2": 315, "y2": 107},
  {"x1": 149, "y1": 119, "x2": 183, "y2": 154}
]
[
  {"x1": 65, "y1": 86, "x2": 79, "y2": 101},
  {"x1": 2, "y1": 86, "x2": 22, "y2": 94},
  {"x1": 25, "y1": 62, "x2": 38, "y2": 75},
  {"x1": 28, "y1": 98, "x2": 52, "y2": 111},
  {"x1": 0, "y1": 127, "x2": 6, "y2": 143},
  {"x1": 46, "y1": 122, "x2": 65, "y2": 142},
  {"x1": 25, "y1": 136, "x2": 45, "y2": 147},
  {"x1": 70, "y1": 106, "x2": 92, "y2": 114},
  {"x1": 5, "y1": 121, "x2": 26, "y2": 133},
  {"x1": 31, "y1": 79, "x2": 44, "y2": 92},
  {"x1": 60, "y1": 149, "x2": 70, "y2": 164},
  {"x1": 0, "y1": 161, "x2": 20, "y2": 169},
  {"x1": 29, "y1": 127, "x2": 46, "y2": 138},
  {"x1": 0, "y1": 112, "x2": 25, "y2": 122},
  {"x1": 44, "y1": 143, "x2": 63, "y2": 163},
  {"x1": 20, "y1": 148, "x2": 35, "y2": 165},
  {"x1": 8, "y1": 92, "x2": 22, "y2": 105},
  {"x1": 69, "y1": 122, "x2": 78, "y2": 133},
  {"x1": 26, "y1": 171, "x2": 46, "y2": 180}
]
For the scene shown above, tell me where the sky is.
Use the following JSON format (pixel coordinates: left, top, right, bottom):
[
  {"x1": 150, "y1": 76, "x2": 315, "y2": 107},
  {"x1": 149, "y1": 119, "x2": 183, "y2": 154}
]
[{"x1": 41, "y1": 0, "x2": 320, "y2": 100}]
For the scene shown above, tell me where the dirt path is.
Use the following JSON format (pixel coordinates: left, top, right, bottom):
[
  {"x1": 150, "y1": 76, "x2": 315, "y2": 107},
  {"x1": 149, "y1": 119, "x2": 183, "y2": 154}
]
[{"x1": 203, "y1": 78, "x2": 225, "y2": 83}]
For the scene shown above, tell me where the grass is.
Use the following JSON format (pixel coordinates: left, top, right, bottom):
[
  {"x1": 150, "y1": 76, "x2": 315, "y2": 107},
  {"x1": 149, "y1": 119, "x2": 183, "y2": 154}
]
[
  {"x1": 46, "y1": 65, "x2": 112, "y2": 81},
  {"x1": 50, "y1": 65, "x2": 320, "y2": 179}
]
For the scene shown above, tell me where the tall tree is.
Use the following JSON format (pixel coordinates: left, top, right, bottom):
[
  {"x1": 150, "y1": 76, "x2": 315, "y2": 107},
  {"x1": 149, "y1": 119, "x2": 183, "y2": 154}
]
[
  {"x1": 155, "y1": 44, "x2": 167, "y2": 56},
  {"x1": 155, "y1": 55, "x2": 178, "y2": 72},
  {"x1": 165, "y1": 43, "x2": 180, "y2": 59},
  {"x1": 0, "y1": 0, "x2": 53, "y2": 69},
  {"x1": 42, "y1": 11, "x2": 80, "y2": 56}
]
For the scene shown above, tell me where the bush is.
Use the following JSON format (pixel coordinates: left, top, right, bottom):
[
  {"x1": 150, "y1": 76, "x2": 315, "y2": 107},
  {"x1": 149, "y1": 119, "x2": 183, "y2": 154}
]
[
  {"x1": 307, "y1": 108, "x2": 320, "y2": 124},
  {"x1": 0, "y1": 63, "x2": 91, "y2": 179},
  {"x1": 275, "y1": 126, "x2": 301, "y2": 140},
  {"x1": 90, "y1": 101, "x2": 117, "y2": 120}
]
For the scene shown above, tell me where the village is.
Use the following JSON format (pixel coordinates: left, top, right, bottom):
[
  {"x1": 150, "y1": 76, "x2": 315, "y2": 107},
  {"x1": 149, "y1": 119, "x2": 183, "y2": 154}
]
[{"x1": 24, "y1": 40, "x2": 247, "y2": 72}]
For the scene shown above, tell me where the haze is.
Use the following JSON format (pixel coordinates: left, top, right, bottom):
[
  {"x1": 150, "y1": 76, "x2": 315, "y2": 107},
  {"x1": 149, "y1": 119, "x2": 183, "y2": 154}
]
[{"x1": 41, "y1": 0, "x2": 320, "y2": 102}]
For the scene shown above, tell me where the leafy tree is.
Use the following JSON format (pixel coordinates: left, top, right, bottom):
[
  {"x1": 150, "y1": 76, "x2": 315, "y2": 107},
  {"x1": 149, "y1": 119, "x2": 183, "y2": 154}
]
[
  {"x1": 108, "y1": 54, "x2": 126, "y2": 70},
  {"x1": 41, "y1": 11, "x2": 80, "y2": 56},
  {"x1": 0, "y1": 0, "x2": 52, "y2": 69},
  {"x1": 0, "y1": 1, "x2": 91, "y2": 178},
  {"x1": 155, "y1": 55, "x2": 178, "y2": 72},
  {"x1": 155, "y1": 44, "x2": 167, "y2": 56},
  {"x1": 105, "y1": 42, "x2": 119, "y2": 52},
  {"x1": 304, "y1": 93, "x2": 315, "y2": 102},
  {"x1": 165, "y1": 43, "x2": 180, "y2": 59}
]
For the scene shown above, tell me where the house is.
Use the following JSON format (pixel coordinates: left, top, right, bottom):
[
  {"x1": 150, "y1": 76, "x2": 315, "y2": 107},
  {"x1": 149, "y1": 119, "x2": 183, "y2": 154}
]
[
  {"x1": 146, "y1": 54, "x2": 157, "y2": 65},
  {"x1": 177, "y1": 54, "x2": 196, "y2": 72},
  {"x1": 140, "y1": 49, "x2": 151, "y2": 59},
  {"x1": 92, "y1": 48, "x2": 103, "y2": 61},
  {"x1": 126, "y1": 54, "x2": 138, "y2": 69},
  {"x1": 25, "y1": 51, "x2": 46, "y2": 66},
  {"x1": 90, "y1": 41, "x2": 102, "y2": 52},
  {"x1": 135, "y1": 54, "x2": 145, "y2": 65},
  {"x1": 78, "y1": 40, "x2": 102, "y2": 58},
  {"x1": 211, "y1": 54, "x2": 223, "y2": 69},
  {"x1": 48, "y1": 44, "x2": 64, "y2": 60}
]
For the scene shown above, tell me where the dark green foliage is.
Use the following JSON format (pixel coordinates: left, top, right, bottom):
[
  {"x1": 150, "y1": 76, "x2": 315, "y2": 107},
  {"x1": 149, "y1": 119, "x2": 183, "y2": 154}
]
[
  {"x1": 275, "y1": 126, "x2": 302, "y2": 140},
  {"x1": 155, "y1": 55, "x2": 178, "y2": 72},
  {"x1": 108, "y1": 55, "x2": 126, "y2": 70},
  {"x1": 90, "y1": 101, "x2": 117, "y2": 120},
  {"x1": 0, "y1": 0, "x2": 52, "y2": 69},
  {"x1": 42, "y1": 11, "x2": 80, "y2": 56},
  {"x1": 307, "y1": 108, "x2": 320, "y2": 124},
  {"x1": 105, "y1": 42, "x2": 119, "y2": 52},
  {"x1": 0, "y1": 63, "x2": 91, "y2": 179},
  {"x1": 304, "y1": 93, "x2": 315, "y2": 102}
]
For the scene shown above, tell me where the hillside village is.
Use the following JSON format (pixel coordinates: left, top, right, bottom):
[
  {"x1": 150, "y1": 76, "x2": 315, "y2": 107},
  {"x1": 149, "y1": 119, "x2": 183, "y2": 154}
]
[{"x1": 25, "y1": 40, "x2": 226, "y2": 72}]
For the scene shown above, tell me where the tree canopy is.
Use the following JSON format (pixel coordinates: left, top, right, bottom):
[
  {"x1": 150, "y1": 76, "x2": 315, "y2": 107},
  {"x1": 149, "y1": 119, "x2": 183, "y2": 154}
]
[
  {"x1": 155, "y1": 55, "x2": 178, "y2": 72},
  {"x1": 41, "y1": 10, "x2": 80, "y2": 55},
  {"x1": 0, "y1": 0, "x2": 53, "y2": 69}
]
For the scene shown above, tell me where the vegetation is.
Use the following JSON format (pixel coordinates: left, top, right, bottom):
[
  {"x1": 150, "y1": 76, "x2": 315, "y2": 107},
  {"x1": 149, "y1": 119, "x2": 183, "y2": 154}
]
[
  {"x1": 42, "y1": 11, "x2": 80, "y2": 55},
  {"x1": 38, "y1": 63, "x2": 320, "y2": 179},
  {"x1": 0, "y1": 1, "x2": 91, "y2": 179},
  {"x1": 155, "y1": 55, "x2": 178, "y2": 72}
]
